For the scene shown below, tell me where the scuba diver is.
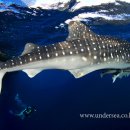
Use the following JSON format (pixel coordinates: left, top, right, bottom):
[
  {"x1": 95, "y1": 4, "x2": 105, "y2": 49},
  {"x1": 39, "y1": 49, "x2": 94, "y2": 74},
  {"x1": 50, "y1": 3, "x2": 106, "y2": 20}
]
[
  {"x1": 9, "y1": 93, "x2": 36, "y2": 120},
  {"x1": 15, "y1": 106, "x2": 36, "y2": 120}
]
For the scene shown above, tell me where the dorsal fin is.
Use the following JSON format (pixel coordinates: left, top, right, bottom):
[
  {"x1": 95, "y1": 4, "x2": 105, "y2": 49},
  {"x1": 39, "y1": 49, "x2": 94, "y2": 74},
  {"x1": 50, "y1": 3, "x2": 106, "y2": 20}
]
[
  {"x1": 67, "y1": 21, "x2": 95, "y2": 40},
  {"x1": 21, "y1": 43, "x2": 38, "y2": 56}
]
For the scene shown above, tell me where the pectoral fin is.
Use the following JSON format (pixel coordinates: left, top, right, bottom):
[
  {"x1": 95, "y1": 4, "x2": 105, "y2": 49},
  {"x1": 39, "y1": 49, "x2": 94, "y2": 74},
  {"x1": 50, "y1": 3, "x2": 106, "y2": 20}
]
[
  {"x1": 23, "y1": 69, "x2": 43, "y2": 78},
  {"x1": 69, "y1": 67, "x2": 96, "y2": 78}
]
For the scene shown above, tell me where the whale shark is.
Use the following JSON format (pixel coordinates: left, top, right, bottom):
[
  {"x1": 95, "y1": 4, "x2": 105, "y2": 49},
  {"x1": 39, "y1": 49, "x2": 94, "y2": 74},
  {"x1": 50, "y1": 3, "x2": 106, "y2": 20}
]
[{"x1": 0, "y1": 21, "x2": 130, "y2": 93}]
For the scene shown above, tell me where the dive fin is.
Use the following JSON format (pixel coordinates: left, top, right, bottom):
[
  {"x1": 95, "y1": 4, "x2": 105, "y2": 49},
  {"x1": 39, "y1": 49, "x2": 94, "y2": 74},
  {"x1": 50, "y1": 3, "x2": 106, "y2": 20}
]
[
  {"x1": 23, "y1": 69, "x2": 43, "y2": 78},
  {"x1": 21, "y1": 43, "x2": 38, "y2": 56},
  {"x1": 67, "y1": 21, "x2": 95, "y2": 41}
]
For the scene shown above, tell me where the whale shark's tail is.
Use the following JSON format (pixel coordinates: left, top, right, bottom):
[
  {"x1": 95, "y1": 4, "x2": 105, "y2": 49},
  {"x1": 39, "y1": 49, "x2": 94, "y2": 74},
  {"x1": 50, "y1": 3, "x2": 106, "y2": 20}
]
[
  {"x1": 0, "y1": 62, "x2": 6, "y2": 94},
  {"x1": 0, "y1": 72, "x2": 5, "y2": 94},
  {"x1": 0, "y1": 51, "x2": 11, "y2": 93},
  {"x1": 0, "y1": 61, "x2": 6, "y2": 94}
]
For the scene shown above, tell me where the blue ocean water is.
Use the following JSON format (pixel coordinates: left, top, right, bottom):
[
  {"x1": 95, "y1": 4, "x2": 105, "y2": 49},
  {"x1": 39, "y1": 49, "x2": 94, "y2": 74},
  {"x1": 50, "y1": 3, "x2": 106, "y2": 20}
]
[{"x1": 0, "y1": 1, "x2": 130, "y2": 130}]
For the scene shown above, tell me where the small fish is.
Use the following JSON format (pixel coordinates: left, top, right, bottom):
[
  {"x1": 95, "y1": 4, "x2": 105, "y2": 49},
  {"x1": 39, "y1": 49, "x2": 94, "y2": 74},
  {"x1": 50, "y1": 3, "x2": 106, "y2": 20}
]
[{"x1": 0, "y1": 21, "x2": 130, "y2": 93}]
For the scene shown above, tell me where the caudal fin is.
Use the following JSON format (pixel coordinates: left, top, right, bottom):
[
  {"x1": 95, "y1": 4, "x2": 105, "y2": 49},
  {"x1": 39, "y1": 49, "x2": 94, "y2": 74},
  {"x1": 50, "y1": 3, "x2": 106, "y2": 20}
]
[
  {"x1": 0, "y1": 51, "x2": 12, "y2": 94},
  {"x1": 0, "y1": 72, "x2": 5, "y2": 94},
  {"x1": 0, "y1": 62, "x2": 6, "y2": 94}
]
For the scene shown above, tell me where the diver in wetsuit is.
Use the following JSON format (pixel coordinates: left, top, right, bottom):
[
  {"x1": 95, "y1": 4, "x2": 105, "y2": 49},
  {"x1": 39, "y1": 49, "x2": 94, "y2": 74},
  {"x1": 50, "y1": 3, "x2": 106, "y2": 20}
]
[
  {"x1": 16, "y1": 106, "x2": 36, "y2": 120},
  {"x1": 9, "y1": 94, "x2": 36, "y2": 120}
]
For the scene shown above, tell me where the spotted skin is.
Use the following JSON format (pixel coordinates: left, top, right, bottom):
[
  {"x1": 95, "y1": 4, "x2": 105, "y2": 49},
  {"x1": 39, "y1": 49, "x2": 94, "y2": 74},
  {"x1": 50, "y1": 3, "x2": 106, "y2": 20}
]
[
  {"x1": 0, "y1": 21, "x2": 130, "y2": 77},
  {"x1": 0, "y1": 40, "x2": 89, "y2": 70},
  {"x1": 0, "y1": 21, "x2": 130, "y2": 83}
]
